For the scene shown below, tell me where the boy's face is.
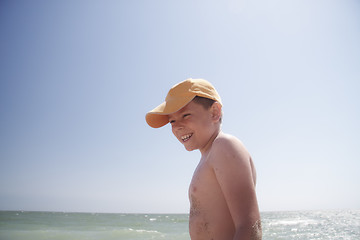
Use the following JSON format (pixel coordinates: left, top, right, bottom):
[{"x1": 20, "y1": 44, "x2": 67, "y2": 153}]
[{"x1": 168, "y1": 100, "x2": 220, "y2": 152}]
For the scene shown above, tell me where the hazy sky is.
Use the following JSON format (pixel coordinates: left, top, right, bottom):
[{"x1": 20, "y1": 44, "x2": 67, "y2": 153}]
[{"x1": 1, "y1": 0, "x2": 359, "y2": 213}]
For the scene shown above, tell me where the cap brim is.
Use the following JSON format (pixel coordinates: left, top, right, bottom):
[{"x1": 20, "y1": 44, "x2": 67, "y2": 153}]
[
  {"x1": 145, "y1": 113, "x2": 169, "y2": 128},
  {"x1": 145, "y1": 95, "x2": 195, "y2": 128}
]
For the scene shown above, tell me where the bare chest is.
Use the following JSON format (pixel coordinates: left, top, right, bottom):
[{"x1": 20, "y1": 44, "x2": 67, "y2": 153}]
[
  {"x1": 189, "y1": 159, "x2": 216, "y2": 201},
  {"x1": 188, "y1": 157, "x2": 228, "y2": 219},
  {"x1": 188, "y1": 159, "x2": 234, "y2": 240}
]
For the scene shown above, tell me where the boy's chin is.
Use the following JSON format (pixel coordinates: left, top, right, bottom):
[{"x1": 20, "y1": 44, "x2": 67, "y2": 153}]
[{"x1": 184, "y1": 145, "x2": 196, "y2": 152}]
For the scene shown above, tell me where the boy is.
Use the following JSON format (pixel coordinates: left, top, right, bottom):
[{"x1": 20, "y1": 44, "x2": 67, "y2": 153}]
[{"x1": 146, "y1": 78, "x2": 262, "y2": 240}]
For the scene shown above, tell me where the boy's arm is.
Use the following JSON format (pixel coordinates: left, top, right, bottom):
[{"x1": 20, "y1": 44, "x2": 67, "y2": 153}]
[{"x1": 210, "y1": 136, "x2": 262, "y2": 240}]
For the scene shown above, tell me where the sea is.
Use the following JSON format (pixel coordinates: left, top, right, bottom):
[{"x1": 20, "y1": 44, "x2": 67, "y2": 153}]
[{"x1": 0, "y1": 210, "x2": 359, "y2": 240}]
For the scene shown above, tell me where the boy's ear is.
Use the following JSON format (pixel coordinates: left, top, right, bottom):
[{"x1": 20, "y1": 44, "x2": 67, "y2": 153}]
[{"x1": 210, "y1": 102, "x2": 222, "y2": 122}]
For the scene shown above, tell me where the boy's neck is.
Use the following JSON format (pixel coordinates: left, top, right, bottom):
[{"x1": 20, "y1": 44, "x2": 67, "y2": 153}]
[{"x1": 199, "y1": 128, "x2": 221, "y2": 156}]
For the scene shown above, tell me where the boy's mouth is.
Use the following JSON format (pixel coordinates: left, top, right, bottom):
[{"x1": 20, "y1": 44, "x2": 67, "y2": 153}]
[{"x1": 181, "y1": 133, "x2": 193, "y2": 142}]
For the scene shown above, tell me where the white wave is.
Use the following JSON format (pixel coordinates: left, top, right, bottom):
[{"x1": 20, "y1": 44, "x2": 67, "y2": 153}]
[
  {"x1": 269, "y1": 219, "x2": 317, "y2": 226},
  {"x1": 128, "y1": 228, "x2": 160, "y2": 234}
]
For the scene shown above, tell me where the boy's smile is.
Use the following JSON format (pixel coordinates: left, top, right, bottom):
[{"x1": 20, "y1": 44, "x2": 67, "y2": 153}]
[{"x1": 181, "y1": 133, "x2": 193, "y2": 142}]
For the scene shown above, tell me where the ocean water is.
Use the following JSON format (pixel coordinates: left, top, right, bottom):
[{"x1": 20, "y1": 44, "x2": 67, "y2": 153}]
[{"x1": 0, "y1": 210, "x2": 359, "y2": 240}]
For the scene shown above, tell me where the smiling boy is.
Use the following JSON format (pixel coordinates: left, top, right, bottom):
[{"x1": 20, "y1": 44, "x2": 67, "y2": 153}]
[{"x1": 146, "y1": 78, "x2": 262, "y2": 240}]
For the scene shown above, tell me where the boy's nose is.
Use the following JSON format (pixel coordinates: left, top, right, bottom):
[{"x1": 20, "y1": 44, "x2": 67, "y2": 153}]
[{"x1": 172, "y1": 122, "x2": 184, "y2": 131}]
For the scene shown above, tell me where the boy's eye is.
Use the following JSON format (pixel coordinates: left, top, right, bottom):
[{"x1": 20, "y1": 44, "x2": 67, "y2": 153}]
[
  {"x1": 183, "y1": 114, "x2": 191, "y2": 118},
  {"x1": 169, "y1": 120, "x2": 175, "y2": 124}
]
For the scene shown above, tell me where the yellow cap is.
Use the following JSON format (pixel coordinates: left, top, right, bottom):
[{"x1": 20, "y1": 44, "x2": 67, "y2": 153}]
[{"x1": 146, "y1": 78, "x2": 222, "y2": 128}]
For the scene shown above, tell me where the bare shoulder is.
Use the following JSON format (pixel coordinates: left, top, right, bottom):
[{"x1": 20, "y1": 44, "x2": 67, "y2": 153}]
[
  {"x1": 210, "y1": 132, "x2": 251, "y2": 161},
  {"x1": 208, "y1": 132, "x2": 257, "y2": 185}
]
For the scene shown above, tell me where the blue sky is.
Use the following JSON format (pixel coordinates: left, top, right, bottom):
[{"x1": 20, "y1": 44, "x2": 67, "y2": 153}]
[{"x1": 0, "y1": 0, "x2": 359, "y2": 213}]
